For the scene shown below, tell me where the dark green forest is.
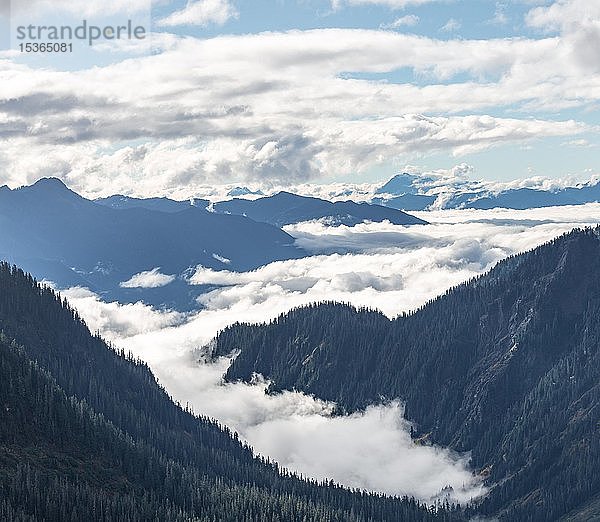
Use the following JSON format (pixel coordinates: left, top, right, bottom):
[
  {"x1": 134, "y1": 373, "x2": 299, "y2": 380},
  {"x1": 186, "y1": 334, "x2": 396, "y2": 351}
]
[
  {"x1": 214, "y1": 226, "x2": 600, "y2": 521},
  {"x1": 0, "y1": 262, "x2": 460, "y2": 521}
]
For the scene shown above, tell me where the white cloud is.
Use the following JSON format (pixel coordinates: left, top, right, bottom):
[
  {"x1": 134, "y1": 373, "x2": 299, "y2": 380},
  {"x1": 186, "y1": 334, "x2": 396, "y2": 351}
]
[
  {"x1": 186, "y1": 205, "x2": 600, "y2": 316},
  {"x1": 563, "y1": 138, "x2": 593, "y2": 148},
  {"x1": 0, "y1": 26, "x2": 598, "y2": 194},
  {"x1": 212, "y1": 253, "x2": 231, "y2": 264},
  {"x1": 381, "y1": 14, "x2": 420, "y2": 29},
  {"x1": 440, "y1": 17, "x2": 461, "y2": 32},
  {"x1": 0, "y1": 114, "x2": 585, "y2": 200},
  {"x1": 525, "y1": 0, "x2": 600, "y2": 75},
  {"x1": 158, "y1": 0, "x2": 238, "y2": 27},
  {"x1": 62, "y1": 287, "x2": 184, "y2": 337},
  {"x1": 120, "y1": 268, "x2": 176, "y2": 288},
  {"x1": 245, "y1": 400, "x2": 485, "y2": 503},
  {"x1": 526, "y1": 0, "x2": 600, "y2": 33}
]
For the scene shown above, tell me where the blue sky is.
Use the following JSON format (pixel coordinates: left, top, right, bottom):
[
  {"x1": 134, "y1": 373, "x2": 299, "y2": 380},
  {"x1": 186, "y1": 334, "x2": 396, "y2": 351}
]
[
  {"x1": 0, "y1": 0, "x2": 599, "y2": 195},
  {"x1": 156, "y1": 1, "x2": 543, "y2": 39}
]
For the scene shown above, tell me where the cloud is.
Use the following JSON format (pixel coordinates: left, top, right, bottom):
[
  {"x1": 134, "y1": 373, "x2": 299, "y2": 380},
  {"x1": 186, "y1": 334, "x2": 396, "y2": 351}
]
[
  {"x1": 212, "y1": 253, "x2": 231, "y2": 264},
  {"x1": 381, "y1": 14, "x2": 420, "y2": 29},
  {"x1": 563, "y1": 138, "x2": 593, "y2": 148},
  {"x1": 157, "y1": 0, "x2": 238, "y2": 27},
  {"x1": 185, "y1": 205, "x2": 600, "y2": 316},
  {"x1": 0, "y1": 25, "x2": 597, "y2": 194},
  {"x1": 526, "y1": 0, "x2": 600, "y2": 33},
  {"x1": 120, "y1": 268, "x2": 176, "y2": 288},
  {"x1": 485, "y1": 2, "x2": 509, "y2": 26},
  {"x1": 0, "y1": 113, "x2": 585, "y2": 199},
  {"x1": 525, "y1": 0, "x2": 600, "y2": 73},
  {"x1": 61, "y1": 287, "x2": 184, "y2": 337},
  {"x1": 65, "y1": 290, "x2": 484, "y2": 505},
  {"x1": 61, "y1": 206, "x2": 599, "y2": 505},
  {"x1": 440, "y1": 18, "x2": 461, "y2": 32},
  {"x1": 245, "y1": 400, "x2": 485, "y2": 503}
]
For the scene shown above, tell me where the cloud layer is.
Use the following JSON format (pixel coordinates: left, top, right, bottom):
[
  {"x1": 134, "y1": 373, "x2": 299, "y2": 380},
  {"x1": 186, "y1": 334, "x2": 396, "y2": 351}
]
[{"x1": 64, "y1": 287, "x2": 486, "y2": 504}]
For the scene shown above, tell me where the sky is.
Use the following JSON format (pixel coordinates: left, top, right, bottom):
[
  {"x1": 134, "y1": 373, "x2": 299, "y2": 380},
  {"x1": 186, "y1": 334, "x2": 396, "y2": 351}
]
[{"x1": 1, "y1": 0, "x2": 599, "y2": 197}]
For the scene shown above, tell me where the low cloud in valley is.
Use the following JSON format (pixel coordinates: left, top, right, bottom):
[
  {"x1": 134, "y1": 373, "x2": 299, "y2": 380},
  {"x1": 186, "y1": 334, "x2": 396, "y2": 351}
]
[{"x1": 63, "y1": 206, "x2": 600, "y2": 504}]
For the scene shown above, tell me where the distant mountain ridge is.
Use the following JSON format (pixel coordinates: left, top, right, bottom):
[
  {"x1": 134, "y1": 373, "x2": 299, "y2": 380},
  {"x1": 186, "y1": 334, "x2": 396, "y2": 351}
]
[
  {"x1": 211, "y1": 227, "x2": 600, "y2": 521},
  {"x1": 374, "y1": 172, "x2": 600, "y2": 211},
  {"x1": 214, "y1": 191, "x2": 427, "y2": 227},
  {"x1": 0, "y1": 178, "x2": 305, "y2": 309},
  {"x1": 96, "y1": 194, "x2": 209, "y2": 213}
]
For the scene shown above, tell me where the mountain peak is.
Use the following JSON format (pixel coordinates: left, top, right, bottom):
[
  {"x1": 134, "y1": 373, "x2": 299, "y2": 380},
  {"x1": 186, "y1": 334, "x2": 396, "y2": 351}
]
[
  {"x1": 272, "y1": 190, "x2": 306, "y2": 200},
  {"x1": 376, "y1": 172, "x2": 418, "y2": 195},
  {"x1": 26, "y1": 177, "x2": 86, "y2": 200},
  {"x1": 30, "y1": 177, "x2": 71, "y2": 192},
  {"x1": 227, "y1": 186, "x2": 264, "y2": 197}
]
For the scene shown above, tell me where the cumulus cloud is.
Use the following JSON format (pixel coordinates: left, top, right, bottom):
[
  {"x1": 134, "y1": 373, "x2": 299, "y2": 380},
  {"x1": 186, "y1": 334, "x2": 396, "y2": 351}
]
[
  {"x1": 526, "y1": 0, "x2": 600, "y2": 33},
  {"x1": 526, "y1": 0, "x2": 600, "y2": 73},
  {"x1": 62, "y1": 206, "x2": 600, "y2": 504},
  {"x1": 157, "y1": 0, "x2": 238, "y2": 27},
  {"x1": 120, "y1": 268, "x2": 176, "y2": 288}
]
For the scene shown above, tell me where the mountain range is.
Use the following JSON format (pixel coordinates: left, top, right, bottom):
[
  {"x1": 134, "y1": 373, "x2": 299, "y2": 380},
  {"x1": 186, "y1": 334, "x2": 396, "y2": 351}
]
[
  {"x1": 96, "y1": 194, "x2": 209, "y2": 213},
  {"x1": 213, "y1": 191, "x2": 427, "y2": 227},
  {"x1": 0, "y1": 179, "x2": 427, "y2": 309},
  {"x1": 211, "y1": 227, "x2": 600, "y2": 521},
  {"x1": 0, "y1": 179, "x2": 305, "y2": 309},
  {"x1": 373, "y1": 172, "x2": 600, "y2": 211},
  {"x1": 2, "y1": 175, "x2": 599, "y2": 520}
]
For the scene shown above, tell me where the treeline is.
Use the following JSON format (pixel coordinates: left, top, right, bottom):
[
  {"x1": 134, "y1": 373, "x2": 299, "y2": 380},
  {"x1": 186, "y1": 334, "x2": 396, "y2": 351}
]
[{"x1": 213, "y1": 227, "x2": 600, "y2": 521}]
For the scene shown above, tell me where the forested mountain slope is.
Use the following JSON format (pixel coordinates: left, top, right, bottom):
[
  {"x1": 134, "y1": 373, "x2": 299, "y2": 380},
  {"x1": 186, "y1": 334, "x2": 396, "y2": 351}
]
[
  {"x1": 0, "y1": 262, "x2": 457, "y2": 522},
  {"x1": 212, "y1": 227, "x2": 600, "y2": 521}
]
